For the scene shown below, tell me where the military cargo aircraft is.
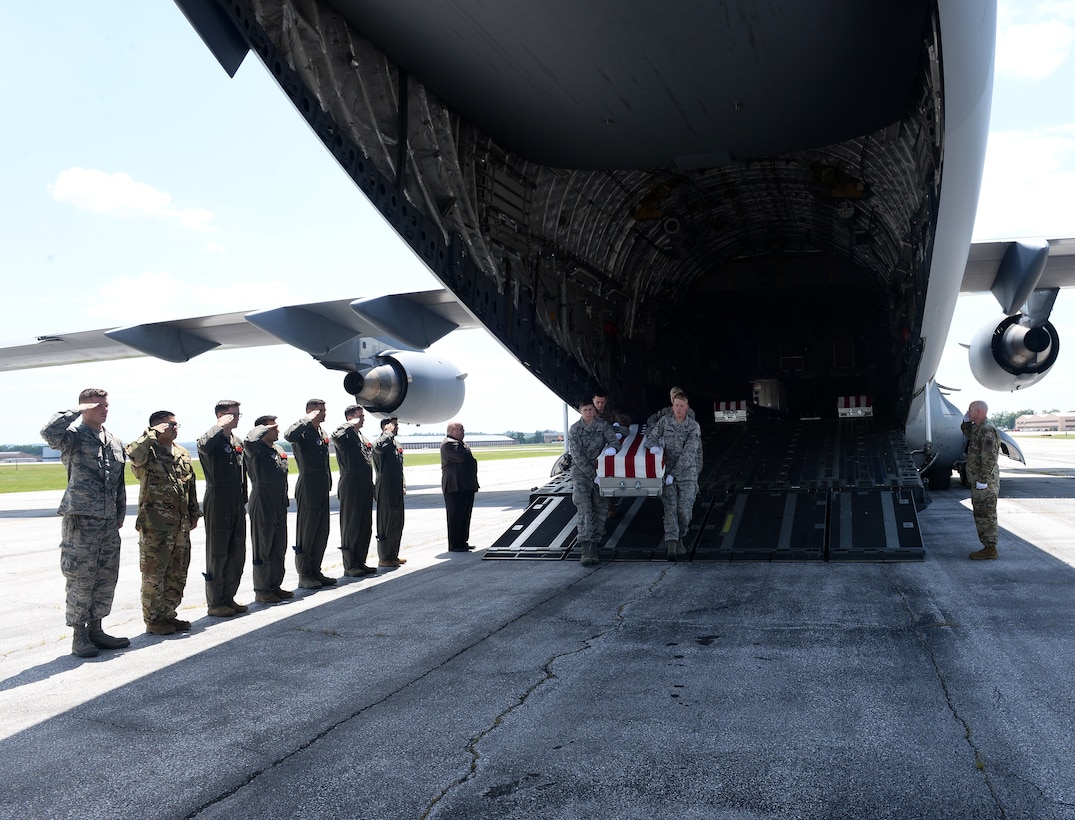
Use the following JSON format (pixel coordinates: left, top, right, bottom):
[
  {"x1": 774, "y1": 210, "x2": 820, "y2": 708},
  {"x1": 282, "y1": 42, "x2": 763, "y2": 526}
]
[{"x1": 4, "y1": 1, "x2": 1075, "y2": 556}]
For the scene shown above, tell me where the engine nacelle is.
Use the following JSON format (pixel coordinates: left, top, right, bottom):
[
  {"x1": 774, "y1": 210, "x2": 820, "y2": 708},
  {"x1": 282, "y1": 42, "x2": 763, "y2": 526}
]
[
  {"x1": 968, "y1": 313, "x2": 1060, "y2": 392},
  {"x1": 341, "y1": 350, "x2": 466, "y2": 424}
]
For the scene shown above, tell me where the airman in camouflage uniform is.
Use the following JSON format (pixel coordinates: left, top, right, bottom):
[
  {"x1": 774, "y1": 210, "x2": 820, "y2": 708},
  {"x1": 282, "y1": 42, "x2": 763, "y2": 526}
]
[
  {"x1": 197, "y1": 400, "x2": 248, "y2": 618},
  {"x1": 285, "y1": 399, "x2": 335, "y2": 589},
  {"x1": 962, "y1": 400, "x2": 1001, "y2": 560},
  {"x1": 244, "y1": 417, "x2": 292, "y2": 603},
  {"x1": 41, "y1": 388, "x2": 129, "y2": 658},
  {"x1": 645, "y1": 385, "x2": 697, "y2": 429},
  {"x1": 568, "y1": 398, "x2": 621, "y2": 566},
  {"x1": 593, "y1": 390, "x2": 628, "y2": 519},
  {"x1": 645, "y1": 393, "x2": 702, "y2": 560},
  {"x1": 127, "y1": 411, "x2": 201, "y2": 635}
]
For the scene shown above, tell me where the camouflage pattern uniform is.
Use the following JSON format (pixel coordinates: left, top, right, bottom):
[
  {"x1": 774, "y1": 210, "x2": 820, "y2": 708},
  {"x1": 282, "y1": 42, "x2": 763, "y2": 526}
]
[
  {"x1": 41, "y1": 409, "x2": 127, "y2": 627},
  {"x1": 645, "y1": 413, "x2": 703, "y2": 545},
  {"x1": 961, "y1": 416, "x2": 1001, "y2": 551},
  {"x1": 197, "y1": 423, "x2": 247, "y2": 609},
  {"x1": 373, "y1": 428, "x2": 406, "y2": 562},
  {"x1": 595, "y1": 405, "x2": 627, "y2": 518},
  {"x1": 331, "y1": 422, "x2": 375, "y2": 572},
  {"x1": 243, "y1": 429, "x2": 290, "y2": 594},
  {"x1": 645, "y1": 405, "x2": 696, "y2": 429},
  {"x1": 284, "y1": 417, "x2": 333, "y2": 581},
  {"x1": 568, "y1": 417, "x2": 620, "y2": 545},
  {"x1": 127, "y1": 429, "x2": 201, "y2": 627}
]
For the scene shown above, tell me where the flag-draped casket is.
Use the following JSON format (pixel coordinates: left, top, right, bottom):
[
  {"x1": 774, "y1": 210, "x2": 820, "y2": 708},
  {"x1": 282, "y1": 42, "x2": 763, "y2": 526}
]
[{"x1": 596, "y1": 424, "x2": 665, "y2": 497}]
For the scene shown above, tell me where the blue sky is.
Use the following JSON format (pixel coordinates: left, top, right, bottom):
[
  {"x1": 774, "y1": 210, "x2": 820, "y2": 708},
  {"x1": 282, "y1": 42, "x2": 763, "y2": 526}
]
[{"x1": 2, "y1": 2, "x2": 1074, "y2": 444}]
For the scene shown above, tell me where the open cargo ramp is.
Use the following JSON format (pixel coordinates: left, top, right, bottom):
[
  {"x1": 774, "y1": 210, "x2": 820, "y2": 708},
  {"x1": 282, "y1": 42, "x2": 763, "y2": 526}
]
[{"x1": 483, "y1": 419, "x2": 926, "y2": 562}]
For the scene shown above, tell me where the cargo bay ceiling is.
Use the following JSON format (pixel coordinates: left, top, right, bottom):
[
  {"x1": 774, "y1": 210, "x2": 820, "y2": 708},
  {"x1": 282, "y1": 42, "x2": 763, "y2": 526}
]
[{"x1": 185, "y1": 0, "x2": 940, "y2": 422}]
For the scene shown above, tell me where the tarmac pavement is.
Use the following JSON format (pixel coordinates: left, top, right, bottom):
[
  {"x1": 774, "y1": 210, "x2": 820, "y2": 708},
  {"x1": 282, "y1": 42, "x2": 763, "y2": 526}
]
[{"x1": 1, "y1": 441, "x2": 1073, "y2": 819}]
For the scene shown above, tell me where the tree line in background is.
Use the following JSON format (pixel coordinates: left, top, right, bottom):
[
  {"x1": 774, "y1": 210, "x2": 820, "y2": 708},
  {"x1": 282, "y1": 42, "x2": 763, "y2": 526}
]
[
  {"x1": 503, "y1": 430, "x2": 558, "y2": 444},
  {"x1": 988, "y1": 409, "x2": 1062, "y2": 430}
]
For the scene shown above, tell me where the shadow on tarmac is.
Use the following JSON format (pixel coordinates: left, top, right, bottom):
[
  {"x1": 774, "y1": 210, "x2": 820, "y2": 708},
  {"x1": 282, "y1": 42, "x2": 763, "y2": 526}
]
[{"x1": 2, "y1": 450, "x2": 1074, "y2": 818}]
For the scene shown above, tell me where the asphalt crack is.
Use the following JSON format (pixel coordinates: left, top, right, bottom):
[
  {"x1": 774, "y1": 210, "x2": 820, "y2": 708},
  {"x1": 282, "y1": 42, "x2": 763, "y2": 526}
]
[
  {"x1": 187, "y1": 565, "x2": 668, "y2": 819},
  {"x1": 419, "y1": 563, "x2": 674, "y2": 817},
  {"x1": 885, "y1": 565, "x2": 1007, "y2": 819}
]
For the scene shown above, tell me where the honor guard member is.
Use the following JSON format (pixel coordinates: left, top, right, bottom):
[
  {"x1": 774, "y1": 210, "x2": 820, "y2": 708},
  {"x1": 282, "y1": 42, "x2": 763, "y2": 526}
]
[
  {"x1": 197, "y1": 400, "x2": 249, "y2": 618},
  {"x1": 373, "y1": 417, "x2": 407, "y2": 568},
  {"x1": 244, "y1": 416, "x2": 293, "y2": 603},
  {"x1": 568, "y1": 398, "x2": 621, "y2": 567},
  {"x1": 645, "y1": 385, "x2": 697, "y2": 429},
  {"x1": 331, "y1": 405, "x2": 378, "y2": 576},
  {"x1": 645, "y1": 392, "x2": 703, "y2": 561},
  {"x1": 593, "y1": 390, "x2": 627, "y2": 519},
  {"x1": 41, "y1": 388, "x2": 130, "y2": 658},
  {"x1": 127, "y1": 411, "x2": 201, "y2": 636},
  {"x1": 593, "y1": 390, "x2": 631, "y2": 431},
  {"x1": 285, "y1": 399, "x2": 335, "y2": 589},
  {"x1": 962, "y1": 400, "x2": 1001, "y2": 560},
  {"x1": 440, "y1": 421, "x2": 479, "y2": 552}
]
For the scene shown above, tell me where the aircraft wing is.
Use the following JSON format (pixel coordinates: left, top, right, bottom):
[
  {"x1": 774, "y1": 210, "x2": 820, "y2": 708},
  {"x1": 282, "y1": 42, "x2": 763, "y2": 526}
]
[
  {"x1": 962, "y1": 238, "x2": 1075, "y2": 299},
  {"x1": 0, "y1": 290, "x2": 477, "y2": 372}
]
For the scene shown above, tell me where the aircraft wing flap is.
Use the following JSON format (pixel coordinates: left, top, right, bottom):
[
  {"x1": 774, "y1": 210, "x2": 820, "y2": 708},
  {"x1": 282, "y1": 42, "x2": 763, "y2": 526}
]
[
  {"x1": 0, "y1": 314, "x2": 278, "y2": 372},
  {"x1": 350, "y1": 293, "x2": 470, "y2": 349},
  {"x1": 0, "y1": 290, "x2": 472, "y2": 371},
  {"x1": 962, "y1": 238, "x2": 1075, "y2": 293}
]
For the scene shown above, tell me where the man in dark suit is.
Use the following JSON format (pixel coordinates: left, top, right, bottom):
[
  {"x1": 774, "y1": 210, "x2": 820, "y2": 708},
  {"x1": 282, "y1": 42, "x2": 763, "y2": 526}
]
[{"x1": 440, "y1": 422, "x2": 479, "y2": 552}]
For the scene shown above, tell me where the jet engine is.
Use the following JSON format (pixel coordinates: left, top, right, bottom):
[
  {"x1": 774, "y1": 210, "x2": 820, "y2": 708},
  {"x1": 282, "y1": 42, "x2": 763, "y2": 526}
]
[
  {"x1": 968, "y1": 313, "x2": 1060, "y2": 392},
  {"x1": 341, "y1": 350, "x2": 466, "y2": 424}
]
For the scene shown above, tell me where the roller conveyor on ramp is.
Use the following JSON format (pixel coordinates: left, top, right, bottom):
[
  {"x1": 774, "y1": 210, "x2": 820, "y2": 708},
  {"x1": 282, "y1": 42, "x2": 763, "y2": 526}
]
[{"x1": 483, "y1": 418, "x2": 925, "y2": 562}]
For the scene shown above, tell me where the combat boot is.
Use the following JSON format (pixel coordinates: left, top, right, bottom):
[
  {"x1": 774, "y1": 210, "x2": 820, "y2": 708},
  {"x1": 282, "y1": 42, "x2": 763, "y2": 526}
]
[
  {"x1": 580, "y1": 542, "x2": 599, "y2": 567},
  {"x1": 969, "y1": 545, "x2": 998, "y2": 560},
  {"x1": 145, "y1": 620, "x2": 177, "y2": 636},
  {"x1": 666, "y1": 540, "x2": 678, "y2": 561},
  {"x1": 87, "y1": 618, "x2": 130, "y2": 649},
  {"x1": 71, "y1": 623, "x2": 99, "y2": 658},
  {"x1": 676, "y1": 538, "x2": 687, "y2": 558}
]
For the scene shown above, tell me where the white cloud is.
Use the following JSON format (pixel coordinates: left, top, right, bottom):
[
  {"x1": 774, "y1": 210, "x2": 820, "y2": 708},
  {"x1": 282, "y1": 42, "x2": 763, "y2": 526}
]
[{"x1": 47, "y1": 167, "x2": 217, "y2": 232}]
